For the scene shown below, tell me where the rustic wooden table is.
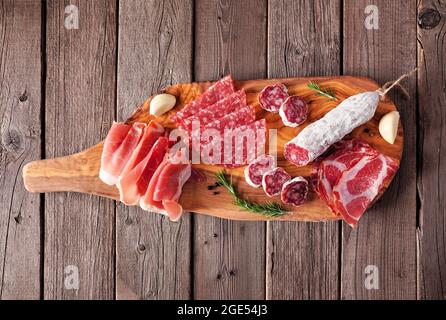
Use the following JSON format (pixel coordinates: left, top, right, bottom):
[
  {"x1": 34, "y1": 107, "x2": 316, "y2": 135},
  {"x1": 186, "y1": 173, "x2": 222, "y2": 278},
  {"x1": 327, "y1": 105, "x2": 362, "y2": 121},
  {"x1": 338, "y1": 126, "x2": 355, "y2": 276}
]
[{"x1": 0, "y1": 0, "x2": 444, "y2": 300}]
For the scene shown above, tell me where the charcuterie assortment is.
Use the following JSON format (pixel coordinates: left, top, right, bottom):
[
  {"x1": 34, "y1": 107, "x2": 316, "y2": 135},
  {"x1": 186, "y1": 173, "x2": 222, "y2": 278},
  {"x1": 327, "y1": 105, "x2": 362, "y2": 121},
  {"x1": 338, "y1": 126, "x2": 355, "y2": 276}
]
[{"x1": 25, "y1": 73, "x2": 412, "y2": 224}]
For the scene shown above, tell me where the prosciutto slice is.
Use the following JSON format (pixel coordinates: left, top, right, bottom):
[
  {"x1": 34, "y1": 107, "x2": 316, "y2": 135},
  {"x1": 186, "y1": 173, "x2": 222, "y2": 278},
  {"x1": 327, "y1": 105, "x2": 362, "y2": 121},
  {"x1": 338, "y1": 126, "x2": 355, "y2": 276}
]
[
  {"x1": 140, "y1": 151, "x2": 191, "y2": 221},
  {"x1": 119, "y1": 120, "x2": 164, "y2": 179},
  {"x1": 99, "y1": 122, "x2": 145, "y2": 185},
  {"x1": 153, "y1": 156, "x2": 191, "y2": 221},
  {"x1": 117, "y1": 136, "x2": 168, "y2": 205}
]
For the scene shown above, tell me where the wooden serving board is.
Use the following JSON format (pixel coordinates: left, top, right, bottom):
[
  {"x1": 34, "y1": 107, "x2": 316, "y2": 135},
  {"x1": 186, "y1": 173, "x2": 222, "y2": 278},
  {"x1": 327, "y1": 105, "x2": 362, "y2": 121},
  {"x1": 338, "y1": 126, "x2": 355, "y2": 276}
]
[{"x1": 23, "y1": 76, "x2": 403, "y2": 221}]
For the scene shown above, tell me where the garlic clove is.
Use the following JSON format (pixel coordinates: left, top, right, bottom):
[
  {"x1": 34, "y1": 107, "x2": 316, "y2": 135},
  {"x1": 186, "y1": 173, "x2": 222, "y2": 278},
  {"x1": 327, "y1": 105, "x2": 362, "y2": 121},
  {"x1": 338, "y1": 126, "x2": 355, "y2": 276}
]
[
  {"x1": 379, "y1": 111, "x2": 400, "y2": 144},
  {"x1": 149, "y1": 93, "x2": 177, "y2": 117}
]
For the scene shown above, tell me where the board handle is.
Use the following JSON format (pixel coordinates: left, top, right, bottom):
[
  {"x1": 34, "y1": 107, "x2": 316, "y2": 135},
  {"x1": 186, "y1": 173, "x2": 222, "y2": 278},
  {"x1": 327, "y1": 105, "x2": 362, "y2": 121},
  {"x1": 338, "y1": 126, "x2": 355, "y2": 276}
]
[{"x1": 23, "y1": 144, "x2": 119, "y2": 199}]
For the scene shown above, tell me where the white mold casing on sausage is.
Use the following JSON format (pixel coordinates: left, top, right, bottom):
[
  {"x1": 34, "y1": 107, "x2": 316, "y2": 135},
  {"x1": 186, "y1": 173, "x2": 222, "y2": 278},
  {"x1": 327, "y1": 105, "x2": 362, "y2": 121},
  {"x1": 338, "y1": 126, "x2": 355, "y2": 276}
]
[{"x1": 284, "y1": 91, "x2": 380, "y2": 166}]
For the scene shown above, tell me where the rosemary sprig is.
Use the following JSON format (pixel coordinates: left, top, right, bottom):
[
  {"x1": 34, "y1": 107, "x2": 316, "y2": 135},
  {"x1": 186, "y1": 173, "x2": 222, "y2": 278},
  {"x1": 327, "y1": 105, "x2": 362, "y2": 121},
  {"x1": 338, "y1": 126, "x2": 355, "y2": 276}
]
[
  {"x1": 215, "y1": 170, "x2": 286, "y2": 218},
  {"x1": 307, "y1": 81, "x2": 337, "y2": 100}
]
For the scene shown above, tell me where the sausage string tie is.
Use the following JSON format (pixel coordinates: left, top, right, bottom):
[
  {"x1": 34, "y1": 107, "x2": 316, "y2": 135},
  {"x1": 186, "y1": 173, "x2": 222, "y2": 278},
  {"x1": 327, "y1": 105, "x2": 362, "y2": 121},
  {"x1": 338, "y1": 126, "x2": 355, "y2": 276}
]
[{"x1": 376, "y1": 67, "x2": 419, "y2": 100}]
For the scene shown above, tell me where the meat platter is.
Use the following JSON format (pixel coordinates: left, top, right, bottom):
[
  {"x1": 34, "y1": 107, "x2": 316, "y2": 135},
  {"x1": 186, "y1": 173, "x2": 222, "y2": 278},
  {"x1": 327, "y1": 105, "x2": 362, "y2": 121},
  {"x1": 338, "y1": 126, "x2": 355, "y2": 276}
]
[{"x1": 23, "y1": 76, "x2": 404, "y2": 224}]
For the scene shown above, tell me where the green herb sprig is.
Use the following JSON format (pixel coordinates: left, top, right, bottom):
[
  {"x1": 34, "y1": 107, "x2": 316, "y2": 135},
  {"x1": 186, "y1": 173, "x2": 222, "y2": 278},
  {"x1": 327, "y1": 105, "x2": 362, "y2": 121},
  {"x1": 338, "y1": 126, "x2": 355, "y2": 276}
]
[
  {"x1": 307, "y1": 81, "x2": 337, "y2": 100},
  {"x1": 215, "y1": 171, "x2": 286, "y2": 218}
]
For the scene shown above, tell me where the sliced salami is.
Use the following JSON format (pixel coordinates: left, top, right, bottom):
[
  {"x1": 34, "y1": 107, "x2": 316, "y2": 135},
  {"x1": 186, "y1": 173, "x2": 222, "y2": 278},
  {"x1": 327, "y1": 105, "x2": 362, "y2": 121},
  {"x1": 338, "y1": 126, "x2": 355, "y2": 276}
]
[
  {"x1": 262, "y1": 167, "x2": 291, "y2": 197},
  {"x1": 201, "y1": 105, "x2": 256, "y2": 134},
  {"x1": 279, "y1": 96, "x2": 308, "y2": 127},
  {"x1": 280, "y1": 176, "x2": 309, "y2": 207},
  {"x1": 223, "y1": 118, "x2": 266, "y2": 167},
  {"x1": 244, "y1": 154, "x2": 276, "y2": 188},
  {"x1": 201, "y1": 119, "x2": 266, "y2": 167},
  {"x1": 171, "y1": 75, "x2": 235, "y2": 123},
  {"x1": 258, "y1": 84, "x2": 289, "y2": 112},
  {"x1": 180, "y1": 90, "x2": 246, "y2": 132}
]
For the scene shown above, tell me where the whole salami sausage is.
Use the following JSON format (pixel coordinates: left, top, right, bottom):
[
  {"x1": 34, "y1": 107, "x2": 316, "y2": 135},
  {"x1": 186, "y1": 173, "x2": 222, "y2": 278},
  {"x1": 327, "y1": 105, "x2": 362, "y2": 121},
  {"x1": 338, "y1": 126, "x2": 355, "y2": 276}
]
[
  {"x1": 280, "y1": 176, "x2": 309, "y2": 207},
  {"x1": 279, "y1": 96, "x2": 308, "y2": 127},
  {"x1": 262, "y1": 167, "x2": 291, "y2": 197},
  {"x1": 284, "y1": 91, "x2": 379, "y2": 166},
  {"x1": 244, "y1": 154, "x2": 276, "y2": 188},
  {"x1": 258, "y1": 84, "x2": 289, "y2": 112}
]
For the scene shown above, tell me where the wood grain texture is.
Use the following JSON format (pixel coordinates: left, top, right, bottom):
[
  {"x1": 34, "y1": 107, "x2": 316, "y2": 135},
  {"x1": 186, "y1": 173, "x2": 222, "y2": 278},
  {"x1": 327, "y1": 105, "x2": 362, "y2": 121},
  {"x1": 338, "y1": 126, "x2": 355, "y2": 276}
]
[
  {"x1": 417, "y1": 0, "x2": 446, "y2": 300},
  {"x1": 266, "y1": 0, "x2": 341, "y2": 300},
  {"x1": 23, "y1": 76, "x2": 403, "y2": 221},
  {"x1": 342, "y1": 0, "x2": 417, "y2": 299},
  {"x1": 44, "y1": 0, "x2": 116, "y2": 299},
  {"x1": 116, "y1": 0, "x2": 193, "y2": 300},
  {"x1": 0, "y1": 0, "x2": 41, "y2": 299},
  {"x1": 193, "y1": 0, "x2": 267, "y2": 299}
]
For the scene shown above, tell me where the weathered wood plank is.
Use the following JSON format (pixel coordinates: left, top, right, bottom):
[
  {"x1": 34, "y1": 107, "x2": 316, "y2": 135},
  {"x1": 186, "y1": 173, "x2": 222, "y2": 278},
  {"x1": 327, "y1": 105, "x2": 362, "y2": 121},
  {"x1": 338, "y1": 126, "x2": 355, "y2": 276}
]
[
  {"x1": 116, "y1": 0, "x2": 193, "y2": 300},
  {"x1": 0, "y1": 0, "x2": 41, "y2": 299},
  {"x1": 44, "y1": 0, "x2": 116, "y2": 299},
  {"x1": 193, "y1": 0, "x2": 267, "y2": 299},
  {"x1": 342, "y1": 0, "x2": 417, "y2": 299},
  {"x1": 417, "y1": 0, "x2": 446, "y2": 300},
  {"x1": 266, "y1": 0, "x2": 341, "y2": 300}
]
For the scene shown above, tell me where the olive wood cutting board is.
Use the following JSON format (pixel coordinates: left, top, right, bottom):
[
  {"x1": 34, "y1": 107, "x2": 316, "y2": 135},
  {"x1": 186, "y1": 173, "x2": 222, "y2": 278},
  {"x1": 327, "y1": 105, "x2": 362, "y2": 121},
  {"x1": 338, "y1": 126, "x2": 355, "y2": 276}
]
[{"x1": 23, "y1": 76, "x2": 403, "y2": 221}]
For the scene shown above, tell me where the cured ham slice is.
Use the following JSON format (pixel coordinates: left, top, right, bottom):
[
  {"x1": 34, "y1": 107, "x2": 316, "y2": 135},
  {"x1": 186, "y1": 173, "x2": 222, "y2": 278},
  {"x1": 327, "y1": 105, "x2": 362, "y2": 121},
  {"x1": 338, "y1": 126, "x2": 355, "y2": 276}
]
[
  {"x1": 332, "y1": 153, "x2": 398, "y2": 227},
  {"x1": 99, "y1": 122, "x2": 145, "y2": 185},
  {"x1": 180, "y1": 90, "x2": 246, "y2": 132},
  {"x1": 119, "y1": 120, "x2": 164, "y2": 179},
  {"x1": 161, "y1": 200, "x2": 184, "y2": 222},
  {"x1": 311, "y1": 140, "x2": 378, "y2": 212},
  {"x1": 140, "y1": 151, "x2": 191, "y2": 221},
  {"x1": 140, "y1": 155, "x2": 170, "y2": 211},
  {"x1": 171, "y1": 75, "x2": 235, "y2": 123},
  {"x1": 117, "y1": 136, "x2": 169, "y2": 205},
  {"x1": 311, "y1": 139, "x2": 398, "y2": 226},
  {"x1": 153, "y1": 158, "x2": 191, "y2": 221}
]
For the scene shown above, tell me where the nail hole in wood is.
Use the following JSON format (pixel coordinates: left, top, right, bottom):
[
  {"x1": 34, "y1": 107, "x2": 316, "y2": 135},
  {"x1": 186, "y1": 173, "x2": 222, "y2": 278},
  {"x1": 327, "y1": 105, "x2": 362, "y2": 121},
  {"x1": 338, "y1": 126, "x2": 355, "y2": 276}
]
[{"x1": 19, "y1": 93, "x2": 28, "y2": 102}]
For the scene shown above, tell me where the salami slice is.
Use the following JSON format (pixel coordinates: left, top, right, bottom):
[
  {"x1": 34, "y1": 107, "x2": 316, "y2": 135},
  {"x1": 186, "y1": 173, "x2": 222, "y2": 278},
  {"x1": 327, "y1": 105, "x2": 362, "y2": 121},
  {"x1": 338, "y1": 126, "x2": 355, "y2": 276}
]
[
  {"x1": 280, "y1": 176, "x2": 309, "y2": 206},
  {"x1": 223, "y1": 118, "x2": 266, "y2": 168},
  {"x1": 262, "y1": 167, "x2": 291, "y2": 197},
  {"x1": 258, "y1": 83, "x2": 289, "y2": 112},
  {"x1": 201, "y1": 119, "x2": 266, "y2": 167},
  {"x1": 171, "y1": 75, "x2": 235, "y2": 123},
  {"x1": 201, "y1": 105, "x2": 256, "y2": 135},
  {"x1": 279, "y1": 96, "x2": 308, "y2": 127},
  {"x1": 180, "y1": 90, "x2": 246, "y2": 132},
  {"x1": 244, "y1": 154, "x2": 276, "y2": 188}
]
